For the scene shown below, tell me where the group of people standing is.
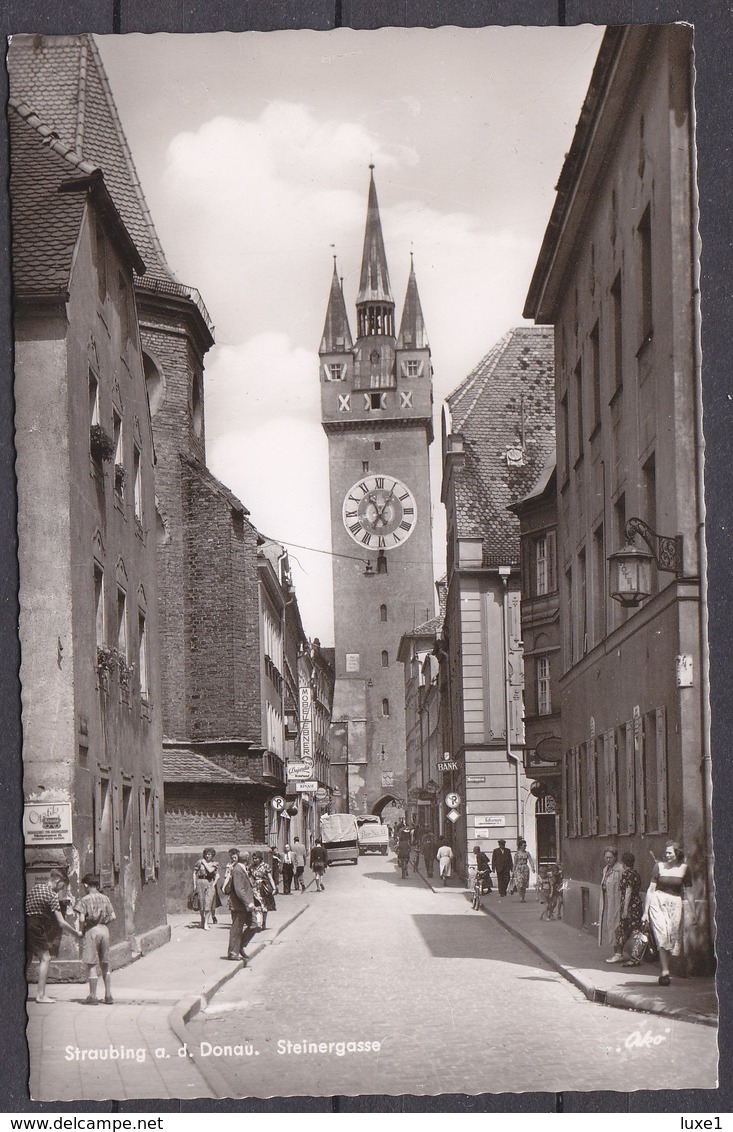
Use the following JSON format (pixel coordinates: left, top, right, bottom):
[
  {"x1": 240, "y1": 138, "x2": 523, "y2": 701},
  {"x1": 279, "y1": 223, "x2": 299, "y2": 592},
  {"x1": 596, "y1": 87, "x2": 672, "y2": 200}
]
[
  {"x1": 25, "y1": 870, "x2": 118, "y2": 1006},
  {"x1": 598, "y1": 841, "x2": 697, "y2": 986},
  {"x1": 191, "y1": 838, "x2": 329, "y2": 962},
  {"x1": 192, "y1": 846, "x2": 278, "y2": 963}
]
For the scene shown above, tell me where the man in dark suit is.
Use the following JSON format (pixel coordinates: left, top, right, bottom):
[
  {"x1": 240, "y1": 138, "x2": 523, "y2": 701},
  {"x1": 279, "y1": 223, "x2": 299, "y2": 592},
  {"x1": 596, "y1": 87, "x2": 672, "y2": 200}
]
[
  {"x1": 226, "y1": 849, "x2": 257, "y2": 962},
  {"x1": 491, "y1": 839, "x2": 514, "y2": 897}
]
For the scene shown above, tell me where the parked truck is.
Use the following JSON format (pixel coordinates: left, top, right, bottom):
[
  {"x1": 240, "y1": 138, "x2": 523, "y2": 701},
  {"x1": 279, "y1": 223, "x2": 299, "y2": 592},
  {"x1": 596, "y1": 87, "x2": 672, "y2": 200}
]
[
  {"x1": 356, "y1": 815, "x2": 390, "y2": 855},
  {"x1": 320, "y1": 813, "x2": 359, "y2": 866}
]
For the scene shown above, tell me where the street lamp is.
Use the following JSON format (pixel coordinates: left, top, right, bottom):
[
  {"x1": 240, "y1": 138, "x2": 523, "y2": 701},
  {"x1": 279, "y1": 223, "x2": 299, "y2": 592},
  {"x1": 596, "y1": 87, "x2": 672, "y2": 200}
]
[{"x1": 608, "y1": 517, "x2": 684, "y2": 607}]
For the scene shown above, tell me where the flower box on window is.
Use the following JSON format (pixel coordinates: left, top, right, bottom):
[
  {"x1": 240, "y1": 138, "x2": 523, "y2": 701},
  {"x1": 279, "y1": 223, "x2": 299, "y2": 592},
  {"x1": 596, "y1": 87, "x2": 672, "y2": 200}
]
[
  {"x1": 90, "y1": 424, "x2": 115, "y2": 463},
  {"x1": 118, "y1": 657, "x2": 135, "y2": 690},
  {"x1": 96, "y1": 645, "x2": 117, "y2": 677}
]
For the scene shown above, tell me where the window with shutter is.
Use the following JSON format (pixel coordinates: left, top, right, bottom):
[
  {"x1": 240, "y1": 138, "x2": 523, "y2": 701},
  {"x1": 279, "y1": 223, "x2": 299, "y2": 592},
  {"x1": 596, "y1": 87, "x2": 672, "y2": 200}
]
[
  {"x1": 655, "y1": 707, "x2": 668, "y2": 831},
  {"x1": 587, "y1": 740, "x2": 599, "y2": 835},
  {"x1": 634, "y1": 713, "x2": 646, "y2": 833},
  {"x1": 139, "y1": 787, "x2": 148, "y2": 879},
  {"x1": 153, "y1": 793, "x2": 161, "y2": 872},
  {"x1": 606, "y1": 729, "x2": 618, "y2": 834},
  {"x1": 112, "y1": 782, "x2": 121, "y2": 874},
  {"x1": 625, "y1": 721, "x2": 636, "y2": 833},
  {"x1": 547, "y1": 530, "x2": 557, "y2": 593}
]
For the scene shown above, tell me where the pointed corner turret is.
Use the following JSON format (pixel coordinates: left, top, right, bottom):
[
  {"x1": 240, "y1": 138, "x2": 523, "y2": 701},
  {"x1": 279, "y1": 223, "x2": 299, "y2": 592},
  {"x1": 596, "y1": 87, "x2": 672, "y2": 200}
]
[
  {"x1": 320, "y1": 257, "x2": 353, "y2": 355},
  {"x1": 397, "y1": 253, "x2": 429, "y2": 350}
]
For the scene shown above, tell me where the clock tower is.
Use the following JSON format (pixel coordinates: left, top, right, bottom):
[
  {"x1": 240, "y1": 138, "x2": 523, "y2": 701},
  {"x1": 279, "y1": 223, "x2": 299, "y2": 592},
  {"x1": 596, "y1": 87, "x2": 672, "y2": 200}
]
[{"x1": 319, "y1": 168, "x2": 435, "y2": 816}]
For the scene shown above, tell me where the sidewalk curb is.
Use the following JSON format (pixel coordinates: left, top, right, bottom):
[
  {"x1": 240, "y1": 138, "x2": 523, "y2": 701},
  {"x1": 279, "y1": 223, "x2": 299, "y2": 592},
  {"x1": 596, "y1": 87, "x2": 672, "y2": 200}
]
[
  {"x1": 477, "y1": 896, "x2": 717, "y2": 1029},
  {"x1": 167, "y1": 902, "x2": 311, "y2": 1099}
]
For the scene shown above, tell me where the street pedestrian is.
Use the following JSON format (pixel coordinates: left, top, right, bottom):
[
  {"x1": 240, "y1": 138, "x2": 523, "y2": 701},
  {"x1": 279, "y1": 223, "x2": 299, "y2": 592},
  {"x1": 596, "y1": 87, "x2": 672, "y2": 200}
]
[
  {"x1": 472, "y1": 845, "x2": 491, "y2": 901},
  {"x1": 436, "y1": 841, "x2": 454, "y2": 885},
  {"x1": 612, "y1": 852, "x2": 643, "y2": 964},
  {"x1": 281, "y1": 844, "x2": 295, "y2": 894},
  {"x1": 491, "y1": 840, "x2": 513, "y2": 897},
  {"x1": 192, "y1": 847, "x2": 220, "y2": 930},
  {"x1": 310, "y1": 838, "x2": 328, "y2": 891},
  {"x1": 421, "y1": 830, "x2": 438, "y2": 877},
  {"x1": 397, "y1": 830, "x2": 411, "y2": 878},
  {"x1": 538, "y1": 865, "x2": 561, "y2": 920},
  {"x1": 271, "y1": 847, "x2": 282, "y2": 893},
  {"x1": 512, "y1": 839, "x2": 535, "y2": 902},
  {"x1": 250, "y1": 852, "x2": 277, "y2": 930},
  {"x1": 292, "y1": 837, "x2": 306, "y2": 891},
  {"x1": 598, "y1": 846, "x2": 624, "y2": 960},
  {"x1": 25, "y1": 869, "x2": 82, "y2": 1003},
  {"x1": 226, "y1": 849, "x2": 257, "y2": 962},
  {"x1": 643, "y1": 840, "x2": 697, "y2": 986},
  {"x1": 75, "y1": 873, "x2": 116, "y2": 1005}
]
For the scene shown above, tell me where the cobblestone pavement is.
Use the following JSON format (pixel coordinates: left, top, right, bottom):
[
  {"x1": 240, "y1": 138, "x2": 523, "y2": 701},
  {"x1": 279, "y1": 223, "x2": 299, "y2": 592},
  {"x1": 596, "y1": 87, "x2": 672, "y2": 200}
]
[{"x1": 187, "y1": 854, "x2": 718, "y2": 1099}]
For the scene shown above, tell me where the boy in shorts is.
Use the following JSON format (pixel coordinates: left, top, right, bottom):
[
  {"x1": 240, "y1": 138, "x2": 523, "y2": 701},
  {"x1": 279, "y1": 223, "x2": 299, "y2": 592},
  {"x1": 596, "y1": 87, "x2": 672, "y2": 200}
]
[
  {"x1": 26, "y1": 869, "x2": 82, "y2": 1003},
  {"x1": 76, "y1": 874, "x2": 116, "y2": 1004}
]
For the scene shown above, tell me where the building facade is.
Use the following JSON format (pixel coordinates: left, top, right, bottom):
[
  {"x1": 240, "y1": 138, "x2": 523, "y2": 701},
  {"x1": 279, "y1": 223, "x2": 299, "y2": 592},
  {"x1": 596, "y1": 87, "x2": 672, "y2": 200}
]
[
  {"x1": 10, "y1": 82, "x2": 168, "y2": 974},
  {"x1": 319, "y1": 169, "x2": 435, "y2": 815},
  {"x1": 510, "y1": 464, "x2": 562, "y2": 867},
  {"x1": 524, "y1": 25, "x2": 712, "y2": 968},
  {"x1": 440, "y1": 328, "x2": 556, "y2": 880}
]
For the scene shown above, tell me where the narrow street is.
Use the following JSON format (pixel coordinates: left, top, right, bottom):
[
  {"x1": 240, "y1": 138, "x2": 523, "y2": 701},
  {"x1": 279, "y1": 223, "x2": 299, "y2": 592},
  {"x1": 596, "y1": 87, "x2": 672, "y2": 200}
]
[{"x1": 187, "y1": 852, "x2": 717, "y2": 1098}]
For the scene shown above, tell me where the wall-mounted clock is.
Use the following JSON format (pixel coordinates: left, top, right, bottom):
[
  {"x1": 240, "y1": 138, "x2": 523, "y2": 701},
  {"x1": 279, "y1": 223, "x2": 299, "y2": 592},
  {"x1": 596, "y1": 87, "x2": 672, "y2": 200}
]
[{"x1": 342, "y1": 474, "x2": 417, "y2": 550}]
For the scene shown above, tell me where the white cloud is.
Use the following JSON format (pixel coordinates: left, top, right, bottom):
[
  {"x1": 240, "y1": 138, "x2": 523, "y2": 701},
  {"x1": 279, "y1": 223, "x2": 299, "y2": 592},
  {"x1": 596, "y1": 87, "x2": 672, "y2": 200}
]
[{"x1": 205, "y1": 350, "x2": 334, "y2": 642}]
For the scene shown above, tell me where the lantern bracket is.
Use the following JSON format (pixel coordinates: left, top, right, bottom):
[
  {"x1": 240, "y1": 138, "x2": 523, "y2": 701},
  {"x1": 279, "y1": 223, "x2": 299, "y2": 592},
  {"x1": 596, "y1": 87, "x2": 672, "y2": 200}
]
[{"x1": 625, "y1": 517, "x2": 683, "y2": 576}]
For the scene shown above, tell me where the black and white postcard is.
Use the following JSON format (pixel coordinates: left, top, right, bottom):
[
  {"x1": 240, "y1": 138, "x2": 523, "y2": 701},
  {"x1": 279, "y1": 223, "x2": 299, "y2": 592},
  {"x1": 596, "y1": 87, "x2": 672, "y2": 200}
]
[{"x1": 8, "y1": 20, "x2": 720, "y2": 1103}]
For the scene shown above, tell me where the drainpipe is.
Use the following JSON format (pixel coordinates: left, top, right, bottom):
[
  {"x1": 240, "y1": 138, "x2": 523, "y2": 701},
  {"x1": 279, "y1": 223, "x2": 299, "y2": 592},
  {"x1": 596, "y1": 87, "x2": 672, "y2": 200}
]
[
  {"x1": 499, "y1": 566, "x2": 523, "y2": 840},
  {"x1": 688, "y1": 44, "x2": 715, "y2": 944}
]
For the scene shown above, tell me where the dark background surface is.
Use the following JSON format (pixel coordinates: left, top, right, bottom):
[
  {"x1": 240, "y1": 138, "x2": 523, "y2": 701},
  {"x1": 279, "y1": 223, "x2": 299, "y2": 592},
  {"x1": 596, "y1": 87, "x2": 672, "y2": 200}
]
[{"x1": 0, "y1": 0, "x2": 729, "y2": 1115}]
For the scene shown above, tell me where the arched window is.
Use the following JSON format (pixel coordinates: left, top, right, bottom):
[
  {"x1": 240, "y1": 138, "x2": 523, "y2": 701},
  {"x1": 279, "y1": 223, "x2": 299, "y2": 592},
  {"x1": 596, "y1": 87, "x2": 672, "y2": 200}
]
[
  {"x1": 192, "y1": 372, "x2": 204, "y2": 438},
  {"x1": 379, "y1": 604, "x2": 387, "y2": 622},
  {"x1": 143, "y1": 352, "x2": 165, "y2": 417},
  {"x1": 382, "y1": 698, "x2": 390, "y2": 717},
  {"x1": 381, "y1": 650, "x2": 389, "y2": 668}
]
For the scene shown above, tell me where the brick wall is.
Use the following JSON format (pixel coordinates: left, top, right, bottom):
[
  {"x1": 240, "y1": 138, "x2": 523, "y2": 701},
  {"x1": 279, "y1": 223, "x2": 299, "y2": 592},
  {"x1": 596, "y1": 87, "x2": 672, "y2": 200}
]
[
  {"x1": 182, "y1": 459, "x2": 263, "y2": 741},
  {"x1": 165, "y1": 784, "x2": 266, "y2": 846}
]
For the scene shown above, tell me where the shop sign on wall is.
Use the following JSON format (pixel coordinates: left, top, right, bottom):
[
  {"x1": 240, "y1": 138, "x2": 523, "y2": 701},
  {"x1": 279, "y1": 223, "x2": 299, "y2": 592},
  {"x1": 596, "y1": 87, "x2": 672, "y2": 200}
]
[{"x1": 23, "y1": 802, "x2": 73, "y2": 845}]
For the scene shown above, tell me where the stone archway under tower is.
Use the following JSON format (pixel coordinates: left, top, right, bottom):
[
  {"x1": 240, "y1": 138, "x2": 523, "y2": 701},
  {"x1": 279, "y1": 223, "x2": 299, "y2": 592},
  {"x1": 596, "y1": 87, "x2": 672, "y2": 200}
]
[{"x1": 372, "y1": 794, "x2": 402, "y2": 830}]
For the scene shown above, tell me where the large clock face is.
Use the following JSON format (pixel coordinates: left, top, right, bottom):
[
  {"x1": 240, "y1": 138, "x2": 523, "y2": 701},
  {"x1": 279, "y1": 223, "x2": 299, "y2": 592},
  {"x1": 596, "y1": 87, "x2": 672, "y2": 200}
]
[{"x1": 342, "y1": 474, "x2": 417, "y2": 550}]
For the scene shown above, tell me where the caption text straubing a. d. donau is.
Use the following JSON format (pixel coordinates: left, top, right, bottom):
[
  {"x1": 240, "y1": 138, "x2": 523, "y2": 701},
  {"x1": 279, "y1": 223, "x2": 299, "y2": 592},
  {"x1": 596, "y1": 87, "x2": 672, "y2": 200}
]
[{"x1": 64, "y1": 1038, "x2": 383, "y2": 1063}]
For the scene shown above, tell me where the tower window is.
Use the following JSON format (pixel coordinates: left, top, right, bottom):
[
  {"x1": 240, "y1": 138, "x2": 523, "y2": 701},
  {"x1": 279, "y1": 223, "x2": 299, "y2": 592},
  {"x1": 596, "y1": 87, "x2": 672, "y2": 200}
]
[
  {"x1": 362, "y1": 461, "x2": 369, "y2": 474},
  {"x1": 381, "y1": 650, "x2": 389, "y2": 668},
  {"x1": 374, "y1": 441, "x2": 381, "y2": 451},
  {"x1": 367, "y1": 392, "x2": 386, "y2": 411},
  {"x1": 406, "y1": 360, "x2": 420, "y2": 377},
  {"x1": 382, "y1": 698, "x2": 390, "y2": 717},
  {"x1": 379, "y1": 604, "x2": 387, "y2": 622},
  {"x1": 377, "y1": 552, "x2": 388, "y2": 575}
]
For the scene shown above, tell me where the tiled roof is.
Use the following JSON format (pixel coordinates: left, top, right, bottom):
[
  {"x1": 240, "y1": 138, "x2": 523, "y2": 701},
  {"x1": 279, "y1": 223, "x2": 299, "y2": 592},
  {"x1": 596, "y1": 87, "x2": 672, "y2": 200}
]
[
  {"x1": 163, "y1": 748, "x2": 254, "y2": 785},
  {"x1": 8, "y1": 34, "x2": 175, "y2": 287},
  {"x1": 9, "y1": 102, "x2": 91, "y2": 295},
  {"x1": 446, "y1": 326, "x2": 555, "y2": 562}
]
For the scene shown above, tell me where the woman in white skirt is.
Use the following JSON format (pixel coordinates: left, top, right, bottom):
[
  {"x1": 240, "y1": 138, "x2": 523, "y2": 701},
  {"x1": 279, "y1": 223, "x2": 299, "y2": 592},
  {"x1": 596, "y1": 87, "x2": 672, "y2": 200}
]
[
  {"x1": 436, "y1": 842, "x2": 454, "y2": 886},
  {"x1": 644, "y1": 841, "x2": 697, "y2": 985}
]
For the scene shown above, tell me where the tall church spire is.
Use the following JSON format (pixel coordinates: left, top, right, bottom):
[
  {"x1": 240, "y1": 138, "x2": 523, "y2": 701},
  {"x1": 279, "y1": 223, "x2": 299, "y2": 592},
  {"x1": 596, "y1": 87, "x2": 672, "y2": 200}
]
[
  {"x1": 397, "y1": 253, "x2": 429, "y2": 350},
  {"x1": 356, "y1": 167, "x2": 395, "y2": 339},
  {"x1": 320, "y1": 258, "x2": 353, "y2": 354}
]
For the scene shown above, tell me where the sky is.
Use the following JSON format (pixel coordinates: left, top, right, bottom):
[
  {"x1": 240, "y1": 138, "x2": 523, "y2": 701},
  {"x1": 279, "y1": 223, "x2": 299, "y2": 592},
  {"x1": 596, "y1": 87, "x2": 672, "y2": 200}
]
[{"x1": 97, "y1": 25, "x2": 604, "y2": 645}]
